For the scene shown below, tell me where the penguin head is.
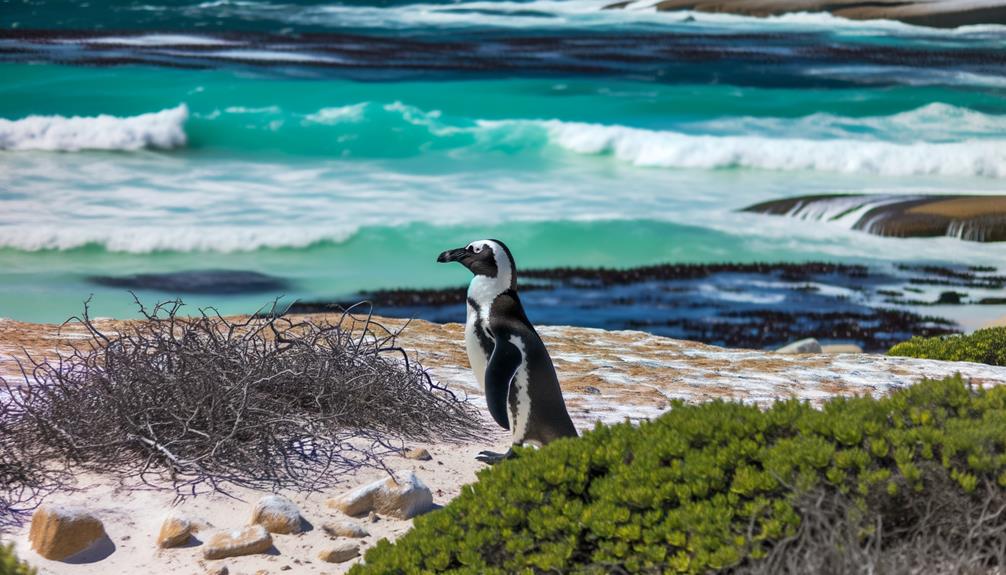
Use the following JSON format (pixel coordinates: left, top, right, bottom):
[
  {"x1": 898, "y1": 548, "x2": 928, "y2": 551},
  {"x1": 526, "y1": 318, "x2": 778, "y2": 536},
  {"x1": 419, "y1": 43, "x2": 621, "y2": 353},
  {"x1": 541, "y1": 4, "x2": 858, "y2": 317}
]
[{"x1": 437, "y1": 239, "x2": 517, "y2": 290}]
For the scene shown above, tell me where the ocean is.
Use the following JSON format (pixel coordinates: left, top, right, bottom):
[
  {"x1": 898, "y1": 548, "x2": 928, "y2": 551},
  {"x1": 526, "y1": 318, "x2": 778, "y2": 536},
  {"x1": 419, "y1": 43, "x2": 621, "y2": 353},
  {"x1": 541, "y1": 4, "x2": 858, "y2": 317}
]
[{"x1": 1, "y1": 0, "x2": 1004, "y2": 328}]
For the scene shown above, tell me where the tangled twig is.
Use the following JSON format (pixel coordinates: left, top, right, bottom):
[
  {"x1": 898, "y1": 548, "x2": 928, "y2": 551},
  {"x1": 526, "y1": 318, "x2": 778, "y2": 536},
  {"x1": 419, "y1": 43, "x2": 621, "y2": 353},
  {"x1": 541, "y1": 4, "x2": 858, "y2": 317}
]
[{"x1": 0, "y1": 296, "x2": 483, "y2": 515}]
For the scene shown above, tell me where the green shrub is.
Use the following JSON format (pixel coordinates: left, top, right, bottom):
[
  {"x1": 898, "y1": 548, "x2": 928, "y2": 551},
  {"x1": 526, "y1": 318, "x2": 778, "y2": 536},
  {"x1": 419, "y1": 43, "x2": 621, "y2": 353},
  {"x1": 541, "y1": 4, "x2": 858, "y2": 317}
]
[
  {"x1": 351, "y1": 375, "x2": 1006, "y2": 574},
  {"x1": 888, "y1": 327, "x2": 1006, "y2": 366},
  {"x1": 0, "y1": 543, "x2": 35, "y2": 575}
]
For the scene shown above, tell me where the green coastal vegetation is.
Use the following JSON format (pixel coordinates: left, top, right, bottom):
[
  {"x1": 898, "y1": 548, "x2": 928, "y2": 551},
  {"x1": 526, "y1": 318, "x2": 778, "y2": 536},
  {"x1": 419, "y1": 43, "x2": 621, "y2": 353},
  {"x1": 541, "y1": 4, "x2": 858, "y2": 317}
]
[
  {"x1": 889, "y1": 327, "x2": 1006, "y2": 366},
  {"x1": 0, "y1": 544, "x2": 35, "y2": 575},
  {"x1": 352, "y1": 375, "x2": 1006, "y2": 574}
]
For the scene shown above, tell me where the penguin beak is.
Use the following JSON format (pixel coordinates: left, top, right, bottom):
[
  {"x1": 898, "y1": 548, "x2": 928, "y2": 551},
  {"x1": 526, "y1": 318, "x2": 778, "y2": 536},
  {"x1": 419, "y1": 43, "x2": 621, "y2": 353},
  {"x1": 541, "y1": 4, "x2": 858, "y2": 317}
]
[{"x1": 436, "y1": 247, "x2": 467, "y2": 263}]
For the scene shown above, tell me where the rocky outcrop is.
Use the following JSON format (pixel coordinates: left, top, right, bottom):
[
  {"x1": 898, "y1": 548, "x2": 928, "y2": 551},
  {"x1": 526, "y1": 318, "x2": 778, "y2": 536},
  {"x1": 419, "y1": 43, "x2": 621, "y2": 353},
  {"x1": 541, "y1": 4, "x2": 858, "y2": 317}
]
[
  {"x1": 203, "y1": 525, "x2": 273, "y2": 560},
  {"x1": 328, "y1": 470, "x2": 434, "y2": 520},
  {"x1": 743, "y1": 194, "x2": 1006, "y2": 242},
  {"x1": 634, "y1": 0, "x2": 1006, "y2": 28},
  {"x1": 250, "y1": 495, "x2": 303, "y2": 535},
  {"x1": 28, "y1": 504, "x2": 107, "y2": 561}
]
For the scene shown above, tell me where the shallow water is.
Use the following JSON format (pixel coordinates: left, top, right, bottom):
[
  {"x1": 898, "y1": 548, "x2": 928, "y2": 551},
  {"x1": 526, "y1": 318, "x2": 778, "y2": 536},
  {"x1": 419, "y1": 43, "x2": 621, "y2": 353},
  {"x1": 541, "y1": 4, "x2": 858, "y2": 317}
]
[{"x1": 0, "y1": 1, "x2": 1004, "y2": 324}]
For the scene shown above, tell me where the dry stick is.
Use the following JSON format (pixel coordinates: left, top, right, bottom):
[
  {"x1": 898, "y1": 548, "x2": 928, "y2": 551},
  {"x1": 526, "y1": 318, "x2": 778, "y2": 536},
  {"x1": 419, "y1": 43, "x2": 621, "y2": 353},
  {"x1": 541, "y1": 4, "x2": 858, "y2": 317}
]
[{"x1": 1, "y1": 297, "x2": 485, "y2": 512}]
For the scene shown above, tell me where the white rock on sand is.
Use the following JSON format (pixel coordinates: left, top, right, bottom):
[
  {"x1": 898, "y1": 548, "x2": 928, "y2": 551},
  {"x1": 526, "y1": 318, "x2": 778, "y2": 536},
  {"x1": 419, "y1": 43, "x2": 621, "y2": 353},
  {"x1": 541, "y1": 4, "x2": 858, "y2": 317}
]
[
  {"x1": 249, "y1": 495, "x2": 303, "y2": 535},
  {"x1": 202, "y1": 525, "x2": 273, "y2": 560},
  {"x1": 157, "y1": 512, "x2": 192, "y2": 549},
  {"x1": 28, "y1": 504, "x2": 107, "y2": 561},
  {"x1": 318, "y1": 541, "x2": 361, "y2": 563},
  {"x1": 322, "y1": 519, "x2": 369, "y2": 539},
  {"x1": 328, "y1": 470, "x2": 435, "y2": 520}
]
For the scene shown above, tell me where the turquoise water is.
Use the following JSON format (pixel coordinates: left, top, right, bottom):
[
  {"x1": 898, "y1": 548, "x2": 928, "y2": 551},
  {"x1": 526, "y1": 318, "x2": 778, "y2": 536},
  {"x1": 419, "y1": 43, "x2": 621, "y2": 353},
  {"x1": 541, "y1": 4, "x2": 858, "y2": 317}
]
[{"x1": 1, "y1": 1, "x2": 1005, "y2": 322}]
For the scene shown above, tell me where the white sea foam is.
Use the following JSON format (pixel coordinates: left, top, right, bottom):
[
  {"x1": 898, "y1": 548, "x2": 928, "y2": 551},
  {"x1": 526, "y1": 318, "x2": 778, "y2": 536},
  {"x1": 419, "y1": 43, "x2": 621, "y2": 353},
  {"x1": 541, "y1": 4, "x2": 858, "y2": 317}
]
[
  {"x1": 478, "y1": 118, "x2": 1006, "y2": 178},
  {"x1": 174, "y1": 49, "x2": 348, "y2": 64},
  {"x1": 689, "y1": 103, "x2": 1006, "y2": 141},
  {"x1": 224, "y1": 105, "x2": 281, "y2": 114},
  {"x1": 805, "y1": 66, "x2": 1006, "y2": 89},
  {"x1": 182, "y1": 0, "x2": 1006, "y2": 36},
  {"x1": 304, "y1": 103, "x2": 368, "y2": 124},
  {"x1": 80, "y1": 34, "x2": 240, "y2": 46},
  {"x1": 0, "y1": 105, "x2": 188, "y2": 152}
]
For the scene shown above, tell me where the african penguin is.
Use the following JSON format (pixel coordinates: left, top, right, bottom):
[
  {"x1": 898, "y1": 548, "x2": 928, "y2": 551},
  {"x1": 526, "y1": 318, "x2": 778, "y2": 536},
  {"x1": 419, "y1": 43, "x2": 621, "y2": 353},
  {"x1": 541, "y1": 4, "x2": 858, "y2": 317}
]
[{"x1": 437, "y1": 239, "x2": 578, "y2": 463}]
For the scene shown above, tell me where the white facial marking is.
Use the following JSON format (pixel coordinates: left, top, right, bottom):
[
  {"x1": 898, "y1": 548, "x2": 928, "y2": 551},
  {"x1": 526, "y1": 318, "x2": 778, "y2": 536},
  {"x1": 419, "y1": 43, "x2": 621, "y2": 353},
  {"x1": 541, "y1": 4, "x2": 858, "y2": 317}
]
[
  {"x1": 466, "y1": 239, "x2": 512, "y2": 308},
  {"x1": 508, "y1": 334, "x2": 531, "y2": 444}
]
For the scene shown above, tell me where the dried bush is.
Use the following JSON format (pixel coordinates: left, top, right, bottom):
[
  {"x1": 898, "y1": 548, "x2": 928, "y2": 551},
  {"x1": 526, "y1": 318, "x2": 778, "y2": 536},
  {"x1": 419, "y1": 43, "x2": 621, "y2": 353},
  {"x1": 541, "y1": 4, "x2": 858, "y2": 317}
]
[
  {"x1": 0, "y1": 391, "x2": 59, "y2": 530},
  {"x1": 1, "y1": 298, "x2": 482, "y2": 499},
  {"x1": 733, "y1": 468, "x2": 1006, "y2": 575}
]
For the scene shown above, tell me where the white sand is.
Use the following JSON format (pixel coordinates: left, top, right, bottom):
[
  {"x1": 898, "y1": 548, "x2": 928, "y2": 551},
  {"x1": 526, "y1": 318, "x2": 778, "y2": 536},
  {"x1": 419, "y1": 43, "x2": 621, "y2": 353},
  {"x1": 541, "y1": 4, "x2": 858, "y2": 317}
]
[
  {"x1": 6, "y1": 437, "x2": 508, "y2": 575},
  {"x1": 4, "y1": 316, "x2": 1006, "y2": 573}
]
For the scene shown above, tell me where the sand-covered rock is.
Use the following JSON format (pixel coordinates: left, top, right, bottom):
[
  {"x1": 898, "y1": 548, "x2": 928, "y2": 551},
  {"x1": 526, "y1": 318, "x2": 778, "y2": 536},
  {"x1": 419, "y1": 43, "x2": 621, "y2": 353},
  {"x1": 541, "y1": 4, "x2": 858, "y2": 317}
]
[
  {"x1": 322, "y1": 519, "x2": 369, "y2": 538},
  {"x1": 776, "y1": 338, "x2": 823, "y2": 354},
  {"x1": 404, "y1": 447, "x2": 432, "y2": 461},
  {"x1": 157, "y1": 511, "x2": 193, "y2": 548},
  {"x1": 206, "y1": 566, "x2": 229, "y2": 575},
  {"x1": 328, "y1": 470, "x2": 434, "y2": 519},
  {"x1": 250, "y1": 494, "x2": 303, "y2": 535},
  {"x1": 318, "y1": 541, "x2": 361, "y2": 563},
  {"x1": 203, "y1": 525, "x2": 273, "y2": 560},
  {"x1": 28, "y1": 504, "x2": 107, "y2": 561},
  {"x1": 822, "y1": 344, "x2": 864, "y2": 354}
]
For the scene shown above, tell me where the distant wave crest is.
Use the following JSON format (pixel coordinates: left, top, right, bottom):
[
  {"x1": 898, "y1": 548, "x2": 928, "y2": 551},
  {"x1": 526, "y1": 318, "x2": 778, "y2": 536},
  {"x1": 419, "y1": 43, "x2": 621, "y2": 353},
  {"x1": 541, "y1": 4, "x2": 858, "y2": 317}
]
[
  {"x1": 0, "y1": 105, "x2": 188, "y2": 152},
  {"x1": 478, "y1": 118, "x2": 1006, "y2": 178}
]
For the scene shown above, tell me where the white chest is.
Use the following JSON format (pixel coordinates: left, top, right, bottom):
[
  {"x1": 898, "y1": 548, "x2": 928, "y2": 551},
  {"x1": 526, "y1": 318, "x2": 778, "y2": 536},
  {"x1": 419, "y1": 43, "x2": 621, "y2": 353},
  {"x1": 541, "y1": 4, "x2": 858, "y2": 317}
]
[{"x1": 464, "y1": 302, "x2": 491, "y2": 391}]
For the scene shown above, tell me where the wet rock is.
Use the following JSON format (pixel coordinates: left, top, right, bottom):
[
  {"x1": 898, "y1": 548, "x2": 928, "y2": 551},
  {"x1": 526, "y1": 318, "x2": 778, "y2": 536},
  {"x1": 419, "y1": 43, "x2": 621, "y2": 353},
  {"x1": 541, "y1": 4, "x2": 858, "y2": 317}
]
[
  {"x1": 936, "y1": 291, "x2": 964, "y2": 304},
  {"x1": 157, "y1": 511, "x2": 192, "y2": 548},
  {"x1": 322, "y1": 519, "x2": 369, "y2": 539},
  {"x1": 203, "y1": 525, "x2": 273, "y2": 560},
  {"x1": 250, "y1": 494, "x2": 303, "y2": 535},
  {"x1": 328, "y1": 470, "x2": 434, "y2": 519},
  {"x1": 318, "y1": 541, "x2": 360, "y2": 563},
  {"x1": 404, "y1": 447, "x2": 432, "y2": 461},
  {"x1": 90, "y1": 269, "x2": 288, "y2": 295},
  {"x1": 29, "y1": 504, "x2": 107, "y2": 561},
  {"x1": 776, "y1": 338, "x2": 823, "y2": 354}
]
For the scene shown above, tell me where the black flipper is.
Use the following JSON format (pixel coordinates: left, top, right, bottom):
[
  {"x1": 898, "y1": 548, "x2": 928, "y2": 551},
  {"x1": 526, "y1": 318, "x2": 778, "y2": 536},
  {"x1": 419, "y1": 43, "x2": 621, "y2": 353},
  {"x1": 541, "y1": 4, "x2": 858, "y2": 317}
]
[{"x1": 484, "y1": 332, "x2": 522, "y2": 431}]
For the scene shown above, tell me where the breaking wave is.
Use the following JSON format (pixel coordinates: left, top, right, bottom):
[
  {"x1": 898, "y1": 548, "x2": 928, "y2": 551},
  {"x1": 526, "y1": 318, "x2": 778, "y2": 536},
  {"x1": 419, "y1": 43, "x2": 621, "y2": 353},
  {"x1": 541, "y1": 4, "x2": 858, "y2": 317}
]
[
  {"x1": 478, "y1": 117, "x2": 1006, "y2": 178},
  {"x1": 0, "y1": 105, "x2": 188, "y2": 152}
]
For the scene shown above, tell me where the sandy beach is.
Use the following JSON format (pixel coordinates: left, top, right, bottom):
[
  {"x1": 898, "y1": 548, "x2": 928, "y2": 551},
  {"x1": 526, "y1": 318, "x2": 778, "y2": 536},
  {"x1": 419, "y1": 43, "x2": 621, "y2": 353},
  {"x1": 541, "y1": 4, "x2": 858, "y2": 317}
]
[{"x1": 4, "y1": 314, "x2": 1006, "y2": 574}]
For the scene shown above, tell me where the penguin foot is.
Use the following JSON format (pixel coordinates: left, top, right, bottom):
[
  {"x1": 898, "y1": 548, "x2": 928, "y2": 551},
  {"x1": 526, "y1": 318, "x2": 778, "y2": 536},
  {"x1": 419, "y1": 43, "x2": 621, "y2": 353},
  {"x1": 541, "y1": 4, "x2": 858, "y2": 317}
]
[{"x1": 475, "y1": 449, "x2": 514, "y2": 465}]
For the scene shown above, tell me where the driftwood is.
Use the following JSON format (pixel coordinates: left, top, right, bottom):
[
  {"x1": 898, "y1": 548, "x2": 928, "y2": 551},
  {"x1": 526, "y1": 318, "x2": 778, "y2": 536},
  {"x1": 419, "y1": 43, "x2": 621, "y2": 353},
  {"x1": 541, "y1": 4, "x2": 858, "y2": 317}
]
[{"x1": 0, "y1": 297, "x2": 482, "y2": 517}]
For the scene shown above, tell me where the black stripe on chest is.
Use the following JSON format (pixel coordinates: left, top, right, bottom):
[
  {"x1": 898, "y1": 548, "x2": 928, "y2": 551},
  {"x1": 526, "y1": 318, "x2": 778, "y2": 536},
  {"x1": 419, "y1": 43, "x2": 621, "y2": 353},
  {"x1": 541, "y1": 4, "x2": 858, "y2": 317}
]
[{"x1": 468, "y1": 296, "x2": 495, "y2": 353}]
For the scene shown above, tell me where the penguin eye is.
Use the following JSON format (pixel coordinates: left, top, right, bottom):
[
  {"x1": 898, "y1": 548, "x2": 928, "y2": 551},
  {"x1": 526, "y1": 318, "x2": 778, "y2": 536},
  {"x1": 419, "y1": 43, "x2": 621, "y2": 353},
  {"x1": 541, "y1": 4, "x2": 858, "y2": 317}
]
[{"x1": 471, "y1": 245, "x2": 483, "y2": 254}]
